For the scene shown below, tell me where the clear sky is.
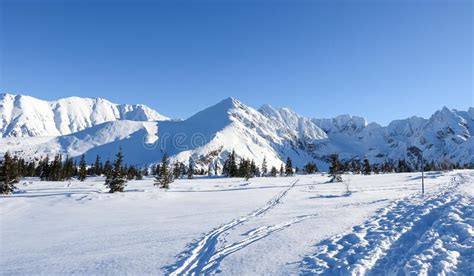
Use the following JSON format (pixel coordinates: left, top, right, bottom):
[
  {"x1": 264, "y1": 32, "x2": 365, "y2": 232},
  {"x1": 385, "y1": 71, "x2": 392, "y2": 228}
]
[{"x1": 1, "y1": 0, "x2": 472, "y2": 125}]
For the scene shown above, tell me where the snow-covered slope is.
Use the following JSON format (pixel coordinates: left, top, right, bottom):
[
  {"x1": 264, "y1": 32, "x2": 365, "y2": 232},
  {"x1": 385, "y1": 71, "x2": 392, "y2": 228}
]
[
  {"x1": 0, "y1": 93, "x2": 169, "y2": 137},
  {"x1": 308, "y1": 106, "x2": 474, "y2": 166},
  {"x1": 2, "y1": 171, "x2": 473, "y2": 274},
  {"x1": 0, "y1": 94, "x2": 472, "y2": 169},
  {"x1": 0, "y1": 98, "x2": 328, "y2": 169}
]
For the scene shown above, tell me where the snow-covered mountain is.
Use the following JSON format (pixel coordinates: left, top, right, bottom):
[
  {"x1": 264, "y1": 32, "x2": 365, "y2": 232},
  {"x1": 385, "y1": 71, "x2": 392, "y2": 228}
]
[
  {"x1": 0, "y1": 94, "x2": 472, "y2": 169},
  {"x1": 0, "y1": 93, "x2": 169, "y2": 137},
  {"x1": 0, "y1": 97, "x2": 327, "y2": 169}
]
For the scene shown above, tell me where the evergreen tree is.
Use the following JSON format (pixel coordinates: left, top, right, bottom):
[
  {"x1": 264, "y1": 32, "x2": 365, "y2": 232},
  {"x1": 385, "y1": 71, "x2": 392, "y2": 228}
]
[
  {"x1": 50, "y1": 154, "x2": 63, "y2": 181},
  {"x1": 39, "y1": 156, "x2": 50, "y2": 180},
  {"x1": 213, "y1": 162, "x2": 219, "y2": 176},
  {"x1": 328, "y1": 154, "x2": 343, "y2": 182},
  {"x1": 93, "y1": 155, "x2": 102, "y2": 176},
  {"x1": 303, "y1": 162, "x2": 318, "y2": 174},
  {"x1": 0, "y1": 152, "x2": 19, "y2": 194},
  {"x1": 398, "y1": 159, "x2": 408, "y2": 173},
  {"x1": 78, "y1": 154, "x2": 87, "y2": 181},
  {"x1": 105, "y1": 149, "x2": 127, "y2": 193},
  {"x1": 280, "y1": 164, "x2": 284, "y2": 176},
  {"x1": 228, "y1": 150, "x2": 238, "y2": 177},
  {"x1": 187, "y1": 157, "x2": 194, "y2": 179},
  {"x1": 207, "y1": 163, "x2": 213, "y2": 176},
  {"x1": 222, "y1": 150, "x2": 238, "y2": 177},
  {"x1": 261, "y1": 157, "x2": 268, "y2": 177},
  {"x1": 155, "y1": 154, "x2": 173, "y2": 189},
  {"x1": 143, "y1": 167, "x2": 149, "y2": 177},
  {"x1": 270, "y1": 166, "x2": 278, "y2": 177},
  {"x1": 372, "y1": 164, "x2": 380, "y2": 174},
  {"x1": 363, "y1": 159, "x2": 371, "y2": 175},
  {"x1": 245, "y1": 159, "x2": 254, "y2": 180},
  {"x1": 62, "y1": 156, "x2": 75, "y2": 180},
  {"x1": 250, "y1": 160, "x2": 260, "y2": 177},
  {"x1": 172, "y1": 162, "x2": 181, "y2": 179},
  {"x1": 103, "y1": 160, "x2": 113, "y2": 178},
  {"x1": 285, "y1": 157, "x2": 293, "y2": 176},
  {"x1": 180, "y1": 163, "x2": 187, "y2": 177},
  {"x1": 127, "y1": 165, "x2": 138, "y2": 180},
  {"x1": 135, "y1": 168, "x2": 144, "y2": 180}
]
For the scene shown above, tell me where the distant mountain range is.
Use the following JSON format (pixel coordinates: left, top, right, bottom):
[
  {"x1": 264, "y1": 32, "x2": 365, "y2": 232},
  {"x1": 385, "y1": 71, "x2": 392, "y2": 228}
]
[{"x1": 1, "y1": 93, "x2": 473, "y2": 170}]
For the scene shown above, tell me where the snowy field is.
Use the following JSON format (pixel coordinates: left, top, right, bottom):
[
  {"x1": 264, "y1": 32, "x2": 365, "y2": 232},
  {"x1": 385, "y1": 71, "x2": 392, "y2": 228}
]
[{"x1": 1, "y1": 171, "x2": 473, "y2": 275}]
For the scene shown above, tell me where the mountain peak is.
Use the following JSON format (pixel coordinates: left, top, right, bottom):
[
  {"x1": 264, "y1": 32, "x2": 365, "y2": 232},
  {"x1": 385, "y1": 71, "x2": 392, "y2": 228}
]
[
  {"x1": 218, "y1": 97, "x2": 242, "y2": 108},
  {"x1": 0, "y1": 93, "x2": 168, "y2": 137},
  {"x1": 185, "y1": 97, "x2": 245, "y2": 124}
]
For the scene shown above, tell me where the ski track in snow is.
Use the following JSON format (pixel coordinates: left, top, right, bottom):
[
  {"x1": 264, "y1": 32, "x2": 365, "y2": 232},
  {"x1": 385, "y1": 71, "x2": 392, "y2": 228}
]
[
  {"x1": 165, "y1": 179, "x2": 305, "y2": 275},
  {"x1": 301, "y1": 173, "x2": 474, "y2": 276}
]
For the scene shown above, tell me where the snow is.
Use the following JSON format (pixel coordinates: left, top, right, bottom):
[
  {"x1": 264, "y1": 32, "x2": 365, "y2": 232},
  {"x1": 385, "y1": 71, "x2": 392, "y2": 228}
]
[
  {"x1": 0, "y1": 93, "x2": 168, "y2": 138},
  {"x1": 1, "y1": 94, "x2": 473, "y2": 169},
  {"x1": 1, "y1": 171, "x2": 472, "y2": 275}
]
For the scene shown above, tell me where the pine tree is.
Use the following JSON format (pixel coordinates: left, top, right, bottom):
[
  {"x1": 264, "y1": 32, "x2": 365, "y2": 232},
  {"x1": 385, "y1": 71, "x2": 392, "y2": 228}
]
[
  {"x1": 280, "y1": 164, "x2": 284, "y2": 176},
  {"x1": 229, "y1": 150, "x2": 238, "y2": 177},
  {"x1": 261, "y1": 157, "x2": 268, "y2": 177},
  {"x1": 50, "y1": 154, "x2": 63, "y2": 181},
  {"x1": 39, "y1": 156, "x2": 50, "y2": 181},
  {"x1": 127, "y1": 165, "x2": 137, "y2": 180},
  {"x1": 103, "y1": 160, "x2": 113, "y2": 178},
  {"x1": 172, "y1": 162, "x2": 181, "y2": 179},
  {"x1": 180, "y1": 163, "x2": 187, "y2": 177},
  {"x1": 207, "y1": 163, "x2": 213, "y2": 177},
  {"x1": 187, "y1": 157, "x2": 194, "y2": 179},
  {"x1": 303, "y1": 162, "x2": 318, "y2": 174},
  {"x1": 373, "y1": 164, "x2": 380, "y2": 174},
  {"x1": 78, "y1": 154, "x2": 87, "y2": 181},
  {"x1": 398, "y1": 159, "x2": 408, "y2": 173},
  {"x1": 0, "y1": 152, "x2": 19, "y2": 194},
  {"x1": 63, "y1": 156, "x2": 75, "y2": 180},
  {"x1": 285, "y1": 157, "x2": 293, "y2": 176},
  {"x1": 270, "y1": 166, "x2": 278, "y2": 177},
  {"x1": 105, "y1": 149, "x2": 127, "y2": 193},
  {"x1": 155, "y1": 154, "x2": 173, "y2": 189},
  {"x1": 328, "y1": 154, "x2": 342, "y2": 182},
  {"x1": 93, "y1": 155, "x2": 102, "y2": 176},
  {"x1": 250, "y1": 160, "x2": 260, "y2": 177},
  {"x1": 222, "y1": 150, "x2": 238, "y2": 177},
  {"x1": 244, "y1": 159, "x2": 253, "y2": 180},
  {"x1": 363, "y1": 159, "x2": 371, "y2": 175}
]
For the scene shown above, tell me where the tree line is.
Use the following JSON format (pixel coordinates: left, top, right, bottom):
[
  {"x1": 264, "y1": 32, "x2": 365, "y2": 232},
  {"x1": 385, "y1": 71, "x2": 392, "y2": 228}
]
[
  {"x1": 1, "y1": 149, "x2": 470, "y2": 194},
  {"x1": 326, "y1": 154, "x2": 471, "y2": 182}
]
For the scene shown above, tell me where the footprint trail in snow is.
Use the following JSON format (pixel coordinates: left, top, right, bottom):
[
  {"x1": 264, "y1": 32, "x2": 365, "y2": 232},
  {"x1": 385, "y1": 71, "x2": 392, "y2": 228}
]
[
  {"x1": 165, "y1": 179, "x2": 313, "y2": 275},
  {"x1": 301, "y1": 174, "x2": 474, "y2": 276}
]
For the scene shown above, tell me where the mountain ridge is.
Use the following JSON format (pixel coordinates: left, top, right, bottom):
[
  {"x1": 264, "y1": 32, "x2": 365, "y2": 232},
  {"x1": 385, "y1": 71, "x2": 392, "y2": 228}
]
[
  {"x1": 0, "y1": 94, "x2": 472, "y2": 169},
  {"x1": 0, "y1": 93, "x2": 169, "y2": 138}
]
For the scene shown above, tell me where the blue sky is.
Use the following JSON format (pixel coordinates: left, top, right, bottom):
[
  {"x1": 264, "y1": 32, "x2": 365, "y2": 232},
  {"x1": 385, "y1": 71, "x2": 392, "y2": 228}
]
[{"x1": 1, "y1": 0, "x2": 472, "y2": 125}]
